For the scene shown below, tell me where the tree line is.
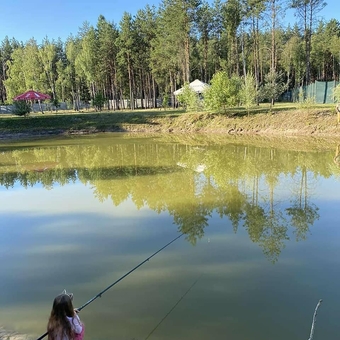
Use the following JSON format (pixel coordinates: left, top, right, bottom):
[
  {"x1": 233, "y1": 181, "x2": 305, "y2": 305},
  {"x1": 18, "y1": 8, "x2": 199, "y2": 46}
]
[{"x1": 0, "y1": 0, "x2": 337, "y2": 110}]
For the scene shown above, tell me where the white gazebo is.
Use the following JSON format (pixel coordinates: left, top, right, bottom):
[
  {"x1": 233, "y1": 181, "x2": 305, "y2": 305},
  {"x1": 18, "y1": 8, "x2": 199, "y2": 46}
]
[{"x1": 173, "y1": 79, "x2": 210, "y2": 96}]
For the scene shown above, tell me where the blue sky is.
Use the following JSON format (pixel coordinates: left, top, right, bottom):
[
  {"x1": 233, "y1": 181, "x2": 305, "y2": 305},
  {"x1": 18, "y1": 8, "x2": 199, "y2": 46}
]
[{"x1": 0, "y1": 0, "x2": 339, "y2": 44}]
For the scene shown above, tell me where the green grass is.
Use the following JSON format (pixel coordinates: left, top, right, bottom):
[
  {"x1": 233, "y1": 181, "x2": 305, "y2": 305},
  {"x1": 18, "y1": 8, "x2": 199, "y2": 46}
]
[{"x1": 0, "y1": 109, "x2": 184, "y2": 134}]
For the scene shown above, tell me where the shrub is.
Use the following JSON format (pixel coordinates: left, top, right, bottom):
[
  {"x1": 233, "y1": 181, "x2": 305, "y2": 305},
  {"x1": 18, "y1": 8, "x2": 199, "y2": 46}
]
[
  {"x1": 240, "y1": 73, "x2": 257, "y2": 115},
  {"x1": 92, "y1": 93, "x2": 105, "y2": 111},
  {"x1": 162, "y1": 94, "x2": 170, "y2": 109},
  {"x1": 259, "y1": 71, "x2": 287, "y2": 109},
  {"x1": 12, "y1": 101, "x2": 31, "y2": 116},
  {"x1": 204, "y1": 72, "x2": 241, "y2": 114},
  {"x1": 297, "y1": 87, "x2": 315, "y2": 111},
  {"x1": 51, "y1": 98, "x2": 60, "y2": 112},
  {"x1": 176, "y1": 83, "x2": 202, "y2": 112}
]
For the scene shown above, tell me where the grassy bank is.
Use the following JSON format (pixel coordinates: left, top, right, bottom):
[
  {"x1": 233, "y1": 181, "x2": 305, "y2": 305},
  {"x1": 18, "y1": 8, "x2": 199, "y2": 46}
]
[{"x1": 0, "y1": 103, "x2": 339, "y2": 140}]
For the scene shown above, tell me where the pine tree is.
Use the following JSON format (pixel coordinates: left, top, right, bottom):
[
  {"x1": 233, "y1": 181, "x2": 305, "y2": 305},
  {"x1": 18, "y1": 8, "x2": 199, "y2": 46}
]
[{"x1": 291, "y1": 0, "x2": 327, "y2": 84}]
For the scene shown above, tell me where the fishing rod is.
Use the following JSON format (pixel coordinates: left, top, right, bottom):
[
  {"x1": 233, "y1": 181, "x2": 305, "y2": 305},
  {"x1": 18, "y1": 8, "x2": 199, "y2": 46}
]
[
  {"x1": 36, "y1": 231, "x2": 186, "y2": 340},
  {"x1": 144, "y1": 274, "x2": 202, "y2": 340}
]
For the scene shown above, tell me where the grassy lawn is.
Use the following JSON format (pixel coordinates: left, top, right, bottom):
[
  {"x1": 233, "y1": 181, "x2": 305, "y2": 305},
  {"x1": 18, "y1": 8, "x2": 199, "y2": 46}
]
[{"x1": 0, "y1": 109, "x2": 185, "y2": 134}]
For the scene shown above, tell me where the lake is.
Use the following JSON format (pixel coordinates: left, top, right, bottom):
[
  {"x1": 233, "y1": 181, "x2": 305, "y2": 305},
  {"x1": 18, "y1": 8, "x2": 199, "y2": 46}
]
[{"x1": 0, "y1": 133, "x2": 339, "y2": 340}]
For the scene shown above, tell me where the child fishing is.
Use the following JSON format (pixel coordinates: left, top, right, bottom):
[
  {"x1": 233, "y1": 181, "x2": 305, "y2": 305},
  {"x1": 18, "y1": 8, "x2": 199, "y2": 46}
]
[
  {"x1": 47, "y1": 290, "x2": 85, "y2": 340},
  {"x1": 36, "y1": 232, "x2": 185, "y2": 340}
]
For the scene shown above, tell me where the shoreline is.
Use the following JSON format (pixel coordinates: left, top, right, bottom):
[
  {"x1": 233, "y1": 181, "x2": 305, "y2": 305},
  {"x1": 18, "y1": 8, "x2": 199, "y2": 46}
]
[{"x1": 0, "y1": 108, "x2": 339, "y2": 142}]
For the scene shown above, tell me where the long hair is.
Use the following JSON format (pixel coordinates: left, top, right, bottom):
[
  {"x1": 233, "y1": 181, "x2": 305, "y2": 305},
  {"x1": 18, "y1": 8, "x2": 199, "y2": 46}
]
[{"x1": 47, "y1": 294, "x2": 75, "y2": 340}]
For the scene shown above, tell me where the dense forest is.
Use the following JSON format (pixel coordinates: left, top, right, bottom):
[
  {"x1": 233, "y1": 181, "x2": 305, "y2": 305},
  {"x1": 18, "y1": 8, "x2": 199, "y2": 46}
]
[{"x1": 0, "y1": 0, "x2": 338, "y2": 109}]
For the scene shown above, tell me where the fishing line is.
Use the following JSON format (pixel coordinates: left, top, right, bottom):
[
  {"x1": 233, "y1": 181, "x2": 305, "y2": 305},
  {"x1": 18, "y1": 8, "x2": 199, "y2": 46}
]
[
  {"x1": 144, "y1": 274, "x2": 202, "y2": 340},
  {"x1": 36, "y1": 231, "x2": 188, "y2": 340}
]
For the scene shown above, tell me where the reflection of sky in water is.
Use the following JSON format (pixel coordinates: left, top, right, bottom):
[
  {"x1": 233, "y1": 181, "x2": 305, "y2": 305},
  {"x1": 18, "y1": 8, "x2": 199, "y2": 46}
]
[{"x1": 1, "y1": 144, "x2": 340, "y2": 340}]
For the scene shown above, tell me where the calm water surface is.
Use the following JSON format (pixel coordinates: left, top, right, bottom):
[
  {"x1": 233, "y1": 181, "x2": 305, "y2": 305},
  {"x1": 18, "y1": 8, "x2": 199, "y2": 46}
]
[{"x1": 0, "y1": 134, "x2": 340, "y2": 340}]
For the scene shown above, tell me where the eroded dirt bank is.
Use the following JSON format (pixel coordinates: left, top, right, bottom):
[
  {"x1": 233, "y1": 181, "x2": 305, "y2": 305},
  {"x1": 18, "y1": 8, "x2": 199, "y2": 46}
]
[{"x1": 0, "y1": 108, "x2": 339, "y2": 141}]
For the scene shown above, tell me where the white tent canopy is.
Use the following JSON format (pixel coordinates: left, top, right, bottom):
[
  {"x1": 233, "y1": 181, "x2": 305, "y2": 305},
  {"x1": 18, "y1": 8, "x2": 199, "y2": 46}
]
[{"x1": 173, "y1": 79, "x2": 210, "y2": 96}]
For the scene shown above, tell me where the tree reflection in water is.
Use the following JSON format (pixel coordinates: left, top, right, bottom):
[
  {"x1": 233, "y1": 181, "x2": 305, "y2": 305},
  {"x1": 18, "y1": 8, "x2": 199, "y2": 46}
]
[
  {"x1": 286, "y1": 165, "x2": 320, "y2": 242},
  {"x1": 0, "y1": 136, "x2": 335, "y2": 262}
]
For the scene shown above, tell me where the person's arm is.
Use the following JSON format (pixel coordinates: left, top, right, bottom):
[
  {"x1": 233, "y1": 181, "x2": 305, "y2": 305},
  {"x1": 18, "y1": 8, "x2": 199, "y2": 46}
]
[{"x1": 71, "y1": 314, "x2": 83, "y2": 334}]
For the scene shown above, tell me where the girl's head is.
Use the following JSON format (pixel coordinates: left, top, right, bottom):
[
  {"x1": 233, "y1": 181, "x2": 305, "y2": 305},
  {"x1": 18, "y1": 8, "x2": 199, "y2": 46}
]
[
  {"x1": 47, "y1": 293, "x2": 75, "y2": 339},
  {"x1": 52, "y1": 293, "x2": 75, "y2": 318}
]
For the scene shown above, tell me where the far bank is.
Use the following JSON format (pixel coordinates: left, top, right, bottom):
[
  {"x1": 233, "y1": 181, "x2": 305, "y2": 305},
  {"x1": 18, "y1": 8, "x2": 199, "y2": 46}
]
[{"x1": 0, "y1": 104, "x2": 339, "y2": 141}]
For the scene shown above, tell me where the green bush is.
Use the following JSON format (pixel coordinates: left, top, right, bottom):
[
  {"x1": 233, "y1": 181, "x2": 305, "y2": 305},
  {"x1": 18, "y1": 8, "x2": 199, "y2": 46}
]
[
  {"x1": 259, "y1": 71, "x2": 286, "y2": 109},
  {"x1": 204, "y1": 72, "x2": 241, "y2": 114},
  {"x1": 51, "y1": 98, "x2": 60, "y2": 112},
  {"x1": 177, "y1": 83, "x2": 202, "y2": 112},
  {"x1": 162, "y1": 94, "x2": 170, "y2": 109},
  {"x1": 92, "y1": 93, "x2": 105, "y2": 111},
  {"x1": 240, "y1": 73, "x2": 257, "y2": 115},
  {"x1": 297, "y1": 87, "x2": 315, "y2": 110},
  {"x1": 12, "y1": 101, "x2": 31, "y2": 116}
]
